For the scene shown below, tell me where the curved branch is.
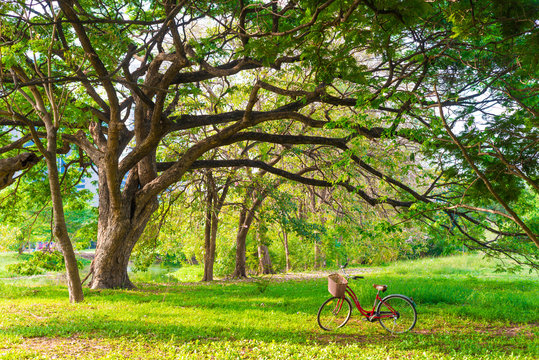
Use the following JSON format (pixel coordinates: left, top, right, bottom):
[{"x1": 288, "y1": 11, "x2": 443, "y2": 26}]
[
  {"x1": 62, "y1": 131, "x2": 104, "y2": 165},
  {"x1": 0, "y1": 134, "x2": 33, "y2": 154},
  {"x1": 157, "y1": 159, "x2": 414, "y2": 208},
  {"x1": 435, "y1": 84, "x2": 539, "y2": 248},
  {"x1": 0, "y1": 153, "x2": 40, "y2": 190},
  {"x1": 171, "y1": 56, "x2": 300, "y2": 85}
]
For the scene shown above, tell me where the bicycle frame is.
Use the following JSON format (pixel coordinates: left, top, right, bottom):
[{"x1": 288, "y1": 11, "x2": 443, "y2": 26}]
[
  {"x1": 339, "y1": 284, "x2": 399, "y2": 321},
  {"x1": 345, "y1": 285, "x2": 376, "y2": 318},
  {"x1": 337, "y1": 266, "x2": 399, "y2": 321}
]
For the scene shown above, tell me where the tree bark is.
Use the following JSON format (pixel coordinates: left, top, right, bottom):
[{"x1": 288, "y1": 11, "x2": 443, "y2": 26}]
[
  {"x1": 89, "y1": 166, "x2": 158, "y2": 289},
  {"x1": 90, "y1": 208, "x2": 155, "y2": 289},
  {"x1": 232, "y1": 205, "x2": 251, "y2": 278},
  {"x1": 314, "y1": 241, "x2": 320, "y2": 269},
  {"x1": 202, "y1": 184, "x2": 217, "y2": 281},
  {"x1": 281, "y1": 227, "x2": 291, "y2": 272},
  {"x1": 202, "y1": 190, "x2": 213, "y2": 281},
  {"x1": 46, "y1": 157, "x2": 84, "y2": 302},
  {"x1": 0, "y1": 153, "x2": 40, "y2": 190},
  {"x1": 18, "y1": 242, "x2": 25, "y2": 255},
  {"x1": 202, "y1": 217, "x2": 218, "y2": 281},
  {"x1": 232, "y1": 187, "x2": 269, "y2": 278},
  {"x1": 202, "y1": 172, "x2": 230, "y2": 281},
  {"x1": 90, "y1": 222, "x2": 136, "y2": 289},
  {"x1": 257, "y1": 244, "x2": 274, "y2": 274},
  {"x1": 319, "y1": 205, "x2": 328, "y2": 268},
  {"x1": 310, "y1": 186, "x2": 321, "y2": 269},
  {"x1": 255, "y1": 215, "x2": 274, "y2": 274},
  {"x1": 12, "y1": 52, "x2": 84, "y2": 301}
]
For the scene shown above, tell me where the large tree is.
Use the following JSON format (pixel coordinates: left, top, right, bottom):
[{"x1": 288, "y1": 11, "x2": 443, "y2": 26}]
[{"x1": 1, "y1": 0, "x2": 537, "y2": 291}]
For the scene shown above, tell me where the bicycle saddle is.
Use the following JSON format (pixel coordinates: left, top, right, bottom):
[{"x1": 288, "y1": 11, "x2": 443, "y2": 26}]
[{"x1": 373, "y1": 284, "x2": 388, "y2": 292}]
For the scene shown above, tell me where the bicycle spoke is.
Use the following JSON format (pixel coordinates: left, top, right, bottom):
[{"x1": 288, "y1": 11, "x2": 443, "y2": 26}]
[
  {"x1": 377, "y1": 295, "x2": 417, "y2": 334},
  {"x1": 317, "y1": 297, "x2": 352, "y2": 331}
]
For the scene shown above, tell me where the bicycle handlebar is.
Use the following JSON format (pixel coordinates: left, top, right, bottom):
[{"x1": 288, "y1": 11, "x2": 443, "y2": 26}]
[{"x1": 339, "y1": 262, "x2": 364, "y2": 280}]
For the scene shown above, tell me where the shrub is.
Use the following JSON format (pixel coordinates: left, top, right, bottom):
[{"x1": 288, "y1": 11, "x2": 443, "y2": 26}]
[{"x1": 7, "y1": 251, "x2": 84, "y2": 276}]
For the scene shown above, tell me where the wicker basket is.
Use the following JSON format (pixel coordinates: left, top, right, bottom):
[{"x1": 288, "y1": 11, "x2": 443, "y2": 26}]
[{"x1": 328, "y1": 273, "x2": 348, "y2": 298}]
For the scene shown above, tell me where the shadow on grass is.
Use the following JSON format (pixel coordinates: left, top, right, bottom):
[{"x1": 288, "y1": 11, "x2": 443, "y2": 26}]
[
  {"x1": 1, "y1": 276, "x2": 538, "y2": 358},
  {"x1": 2, "y1": 274, "x2": 538, "y2": 323},
  {"x1": 2, "y1": 316, "x2": 536, "y2": 358}
]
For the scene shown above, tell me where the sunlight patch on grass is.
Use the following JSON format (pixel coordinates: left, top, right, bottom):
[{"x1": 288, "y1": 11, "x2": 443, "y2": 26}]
[{"x1": 0, "y1": 253, "x2": 537, "y2": 359}]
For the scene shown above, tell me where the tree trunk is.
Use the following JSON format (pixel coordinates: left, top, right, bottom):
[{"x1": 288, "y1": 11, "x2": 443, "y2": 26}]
[
  {"x1": 89, "y1": 167, "x2": 157, "y2": 289},
  {"x1": 202, "y1": 192, "x2": 214, "y2": 281},
  {"x1": 318, "y1": 213, "x2": 327, "y2": 268},
  {"x1": 90, "y1": 210, "x2": 155, "y2": 289},
  {"x1": 206, "y1": 212, "x2": 219, "y2": 281},
  {"x1": 202, "y1": 172, "x2": 230, "y2": 282},
  {"x1": 232, "y1": 192, "x2": 266, "y2": 278},
  {"x1": 257, "y1": 244, "x2": 274, "y2": 274},
  {"x1": 90, "y1": 222, "x2": 135, "y2": 289},
  {"x1": 314, "y1": 240, "x2": 320, "y2": 269},
  {"x1": 232, "y1": 206, "x2": 250, "y2": 278},
  {"x1": 256, "y1": 215, "x2": 273, "y2": 275},
  {"x1": 282, "y1": 227, "x2": 291, "y2": 272},
  {"x1": 10, "y1": 51, "x2": 83, "y2": 301},
  {"x1": 202, "y1": 222, "x2": 217, "y2": 281},
  {"x1": 92, "y1": 196, "x2": 157, "y2": 288},
  {"x1": 202, "y1": 189, "x2": 217, "y2": 282},
  {"x1": 45, "y1": 151, "x2": 83, "y2": 303}
]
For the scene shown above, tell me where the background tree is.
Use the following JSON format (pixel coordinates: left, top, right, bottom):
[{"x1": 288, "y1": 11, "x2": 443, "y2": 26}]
[{"x1": 201, "y1": 169, "x2": 232, "y2": 281}]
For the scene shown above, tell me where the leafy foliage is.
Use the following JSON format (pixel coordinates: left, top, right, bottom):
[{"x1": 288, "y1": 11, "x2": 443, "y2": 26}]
[{"x1": 7, "y1": 250, "x2": 85, "y2": 276}]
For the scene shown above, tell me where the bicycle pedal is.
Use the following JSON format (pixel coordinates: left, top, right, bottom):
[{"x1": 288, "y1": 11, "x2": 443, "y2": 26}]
[{"x1": 362, "y1": 315, "x2": 377, "y2": 322}]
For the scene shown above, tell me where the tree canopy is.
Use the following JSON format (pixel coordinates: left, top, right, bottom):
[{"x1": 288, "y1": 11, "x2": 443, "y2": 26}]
[{"x1": 0, "y1": 0, "x2": 537, "y2": 294}]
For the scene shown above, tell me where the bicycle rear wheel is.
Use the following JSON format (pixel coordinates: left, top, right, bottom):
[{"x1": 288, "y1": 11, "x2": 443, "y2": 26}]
[
  {"x1": 317, "y1": 296, "x2": 352, "y2": 331},
  {"x1": 376, "y1": 294, "x2": 417, "y2": 334}
]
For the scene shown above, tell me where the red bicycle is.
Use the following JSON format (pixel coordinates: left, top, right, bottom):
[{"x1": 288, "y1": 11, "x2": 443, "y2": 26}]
[{"x1": 317, "y1": 263, "x2": 417, "y2": 334}]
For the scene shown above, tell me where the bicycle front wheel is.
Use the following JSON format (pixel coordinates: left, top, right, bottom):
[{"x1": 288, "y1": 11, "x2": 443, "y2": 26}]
[
  {"x1": 376, "y1": 294, "x2": 417, "y2": 334},
  {"x1": 317, "y1": 296, "x2": 352, "y2": 331}
]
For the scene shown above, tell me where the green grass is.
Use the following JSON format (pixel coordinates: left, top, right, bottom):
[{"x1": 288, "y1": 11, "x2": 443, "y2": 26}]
[
  {"x1": 0, "y1": 252, "x2": 21, "y2": 277},
  {"x1": 0, "y1": 253, "x2": 537, "y2": 359}
]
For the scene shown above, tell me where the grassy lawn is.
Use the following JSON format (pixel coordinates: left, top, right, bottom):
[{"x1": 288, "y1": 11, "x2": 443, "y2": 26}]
[
  {"x1": 0, "y1": 253, "x2": 22, "y2": 278},
  {"x1": 0, "y1": 253, "x2": 537, "y2": 359}
]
